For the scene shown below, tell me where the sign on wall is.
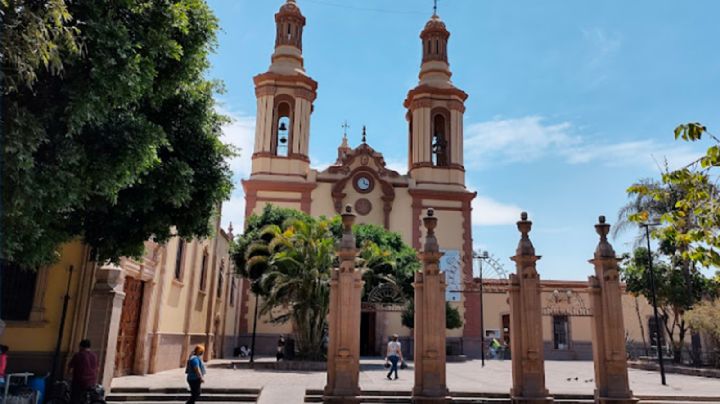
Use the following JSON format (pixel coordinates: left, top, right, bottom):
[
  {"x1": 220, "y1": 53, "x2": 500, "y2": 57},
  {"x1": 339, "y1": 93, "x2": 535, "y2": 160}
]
[{"x1": 440, "y1": 249, "x2": 462, "y2": 302}]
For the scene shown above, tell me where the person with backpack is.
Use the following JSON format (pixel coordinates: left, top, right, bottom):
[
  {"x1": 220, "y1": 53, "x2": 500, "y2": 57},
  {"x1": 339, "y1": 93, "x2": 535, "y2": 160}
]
[{"x1": 185, "y1": 345, "x2": 206, "y2": 404}]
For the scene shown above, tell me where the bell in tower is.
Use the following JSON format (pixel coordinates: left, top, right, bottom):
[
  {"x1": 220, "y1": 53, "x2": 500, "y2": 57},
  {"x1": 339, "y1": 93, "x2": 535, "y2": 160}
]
[
  {"x1": 404, "y1": 11, "x2": 468, "y2": 189},
  {"x1": 249, "y1": 0, "x2": 318, "y2": 178}
]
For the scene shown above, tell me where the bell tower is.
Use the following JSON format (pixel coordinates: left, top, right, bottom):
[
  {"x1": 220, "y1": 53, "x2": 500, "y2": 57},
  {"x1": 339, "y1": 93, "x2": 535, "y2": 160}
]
[
  {"x1": 404, "y1": 12, "x2": 468, "y2": 189},
  {"x1": 251, "y1": 0, "x2": 317, "y2": 178}
]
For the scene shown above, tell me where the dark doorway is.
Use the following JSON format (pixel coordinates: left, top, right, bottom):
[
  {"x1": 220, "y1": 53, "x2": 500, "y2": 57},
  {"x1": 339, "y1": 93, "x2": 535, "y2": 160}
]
[
  {"x1": 360, "y1": 311, "x2": 377, "y2": 356},
  {"x1": 502, "y1": 314, "x2": 511, "y2": 345}
]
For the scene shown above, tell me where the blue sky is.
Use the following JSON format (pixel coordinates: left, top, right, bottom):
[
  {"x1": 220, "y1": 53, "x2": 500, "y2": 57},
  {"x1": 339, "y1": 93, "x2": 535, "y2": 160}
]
[{"x1": 210, "y1": 0, "x2": 720, "y2": 280}]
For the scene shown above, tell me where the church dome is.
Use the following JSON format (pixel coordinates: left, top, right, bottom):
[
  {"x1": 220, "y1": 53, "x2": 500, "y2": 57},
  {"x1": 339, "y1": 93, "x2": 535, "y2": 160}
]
[
  {"x1": 423, "y1": 15, "x2": 447, "y2": 33},
  {"x1": 278, "y1": 0, "x2": 302, "y2": 17}
]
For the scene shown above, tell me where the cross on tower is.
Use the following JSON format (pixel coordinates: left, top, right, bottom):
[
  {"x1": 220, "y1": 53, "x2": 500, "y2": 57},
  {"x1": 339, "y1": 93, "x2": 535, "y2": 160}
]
[
  {"x1": 341, "y1": 120, "x2": 350, "y2": 137},
  {"x1": 433, "y1": 0, "x2": 438, "y2": 16}
]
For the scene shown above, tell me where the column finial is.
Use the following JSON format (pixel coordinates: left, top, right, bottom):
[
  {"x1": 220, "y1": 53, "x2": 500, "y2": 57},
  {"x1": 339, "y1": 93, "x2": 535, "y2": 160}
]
[
  {"x1": 594, "y1": 215, "x2": 616, "y2": 258},
  {"x1": 515, "y1": 211, "x2": 535, "y2": 256}
]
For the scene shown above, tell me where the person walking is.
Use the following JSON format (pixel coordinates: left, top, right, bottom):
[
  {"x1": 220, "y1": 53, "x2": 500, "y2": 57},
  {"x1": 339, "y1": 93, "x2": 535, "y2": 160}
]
[
  {"x1": 276, "y1": 335, "x2": 286, "y2": 361},
  {"x1": 0, "y1": 345, "x2": 8, "y2": 387},
  {"x1": 68, "y1": 340, "x2": 99, "y2": 403},
  {"x1": 185, "y1": 345, "x2": 206, "y2": 404},
  {"x1": 384, "y1": 334, "x2": 403, "y2": 380}
]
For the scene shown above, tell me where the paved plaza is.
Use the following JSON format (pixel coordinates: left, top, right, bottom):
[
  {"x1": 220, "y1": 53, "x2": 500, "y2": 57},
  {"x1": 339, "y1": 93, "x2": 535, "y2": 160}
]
[{"x1": 111, "y1": 358, "x2": 720, "y2": 403}]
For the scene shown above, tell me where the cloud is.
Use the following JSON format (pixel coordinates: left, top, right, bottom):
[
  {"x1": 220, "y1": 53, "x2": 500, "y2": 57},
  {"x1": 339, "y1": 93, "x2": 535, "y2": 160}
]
[
  {"x1": 465, "y1": 115, "x2": 703, "y2": 171},
  {"x1": 582, "y1": 28, "x2": 622, "y2": 67},
  {"x1": 219, "y1": 108, "x2": 255, "y2": 179},
  {"x1": 217, "y1": 107, "x2": 256, "y2": 231},
  {"x1": 465, "y1": 116, "x2": 580, "y2": 166},
  {"x1": 472, "y1": 195, "x2": 524, "y2": 226}
]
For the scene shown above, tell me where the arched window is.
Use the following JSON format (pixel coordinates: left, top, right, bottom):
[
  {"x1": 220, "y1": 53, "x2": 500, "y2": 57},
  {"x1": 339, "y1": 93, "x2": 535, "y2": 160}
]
[
  {"x1": 432, "y1": 113, "x2": 449, "y2": 166},
  {"x1": 275, "y1": 102, "x2": 291, "y2": 157}
]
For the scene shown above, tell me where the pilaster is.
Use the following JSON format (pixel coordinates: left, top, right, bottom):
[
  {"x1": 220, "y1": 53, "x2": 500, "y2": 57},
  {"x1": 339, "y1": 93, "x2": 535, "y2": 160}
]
[
  {"x1": 324, "y1": 205, "x2": 362, "y2": 403},
  {"x1": 509, "y1": 212, "x2": 552, "y2": 404},
  {"x1": 86, "y1": 264, "x2": 125, "y2": 390},
  {"x1": 412, "y1": 208, "x2": 450, "y2": 404},
  {"x1": 589, "y1": 216, "x2": 637, "y2": 404}
]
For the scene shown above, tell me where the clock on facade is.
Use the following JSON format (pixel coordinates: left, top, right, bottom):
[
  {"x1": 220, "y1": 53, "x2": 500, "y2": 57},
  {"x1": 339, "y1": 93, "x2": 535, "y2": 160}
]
[{"x1": 354, "y1": 175, "x2": 374, "y2": 193}]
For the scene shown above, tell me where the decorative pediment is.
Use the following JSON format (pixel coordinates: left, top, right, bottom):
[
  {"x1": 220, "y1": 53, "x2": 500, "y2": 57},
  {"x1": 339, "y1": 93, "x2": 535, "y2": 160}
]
[
  {"x1": 327, "y1": 143, "x2": 401, "y2": 179},
  {"x1": 542, "y1": 289, "x2": 592, "y2": 317}
]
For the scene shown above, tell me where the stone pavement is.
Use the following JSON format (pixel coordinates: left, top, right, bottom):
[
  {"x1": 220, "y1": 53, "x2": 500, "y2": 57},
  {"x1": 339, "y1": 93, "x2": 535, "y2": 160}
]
[{"x1": 111, "y1": 358, "x2": 720, "y2": 403}]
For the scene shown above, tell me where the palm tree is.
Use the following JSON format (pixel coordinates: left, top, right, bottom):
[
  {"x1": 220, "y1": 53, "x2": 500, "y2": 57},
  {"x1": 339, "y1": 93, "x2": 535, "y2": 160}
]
[
  {"x1": 259, "y1": 218, "x2": 335, "y2": 360},
  {"x1": 613, "y1": 179, "x2": 675, "y2": 242}
]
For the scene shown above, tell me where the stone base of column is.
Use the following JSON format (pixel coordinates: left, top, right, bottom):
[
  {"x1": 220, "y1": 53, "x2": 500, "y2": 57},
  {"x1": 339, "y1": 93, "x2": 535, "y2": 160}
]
[
  {"x1": 595, "y1": 397, "x2": 638, "y2": 404},
  {"x1": 411, "y1": 395, "x2": 451, "y2": 404},
  {"x1": 322, "y1": 395, "x2": 360, "y2": 403},
  {"x1": 510, "y1": 396, "x2": 554, "y2": 404}
]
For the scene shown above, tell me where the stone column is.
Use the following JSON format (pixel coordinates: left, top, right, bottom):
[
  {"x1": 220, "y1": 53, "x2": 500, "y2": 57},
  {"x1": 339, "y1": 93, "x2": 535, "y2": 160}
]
[
  {"x1": 588, "y1": 216, "x2": 638, "y2": 404},
  {"x1": 508, "y1": 212, "x2": 552, "y2": 404},
  {"x1": 324, "y1": 205, "x2": 362, "y2": 403},
  {"x1": 85, "y1": 264, "x2": 125, "y2": 390},
  {"x1": 412, "y1": 208, "x2": 450, "y2": 404}
]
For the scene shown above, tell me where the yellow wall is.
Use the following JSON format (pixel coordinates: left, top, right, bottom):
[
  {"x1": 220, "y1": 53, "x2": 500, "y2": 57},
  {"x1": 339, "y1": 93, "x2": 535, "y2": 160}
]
[
  {"x1": 1, "y1": 241, "x2": 86, "y2": 353},
  {"x1": 159, "y1": 237, "x2": 194, "y2": 334}
]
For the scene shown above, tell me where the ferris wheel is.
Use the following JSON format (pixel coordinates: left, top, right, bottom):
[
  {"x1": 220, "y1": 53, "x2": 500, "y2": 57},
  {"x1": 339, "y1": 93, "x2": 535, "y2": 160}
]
[{"x1": 472, "y1": 250, "x2": 508, "y2": 280}]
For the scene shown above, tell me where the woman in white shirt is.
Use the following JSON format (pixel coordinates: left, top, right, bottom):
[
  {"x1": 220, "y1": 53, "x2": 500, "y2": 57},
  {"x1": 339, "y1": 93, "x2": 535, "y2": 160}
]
[{"x1": 385, "y1": 334, "x2": 403, "y2": 380}]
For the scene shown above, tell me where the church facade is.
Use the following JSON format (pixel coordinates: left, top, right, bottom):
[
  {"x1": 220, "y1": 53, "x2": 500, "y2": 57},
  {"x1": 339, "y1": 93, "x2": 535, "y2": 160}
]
[
  {"x1": 238, "y1": 1, "x2": 664, "y2": 360},
  {"x1": 240, "y1": 0, "x2": 482, "y2": 356}
]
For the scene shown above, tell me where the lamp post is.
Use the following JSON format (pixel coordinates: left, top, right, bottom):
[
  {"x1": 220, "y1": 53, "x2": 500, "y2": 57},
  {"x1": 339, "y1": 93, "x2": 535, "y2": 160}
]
[
  {"x1": 474, "y1": 250, "x2": 489, "y2": 367},
  {"x1": 641, "y1": 222, "x2": 666, "y2": 386}
]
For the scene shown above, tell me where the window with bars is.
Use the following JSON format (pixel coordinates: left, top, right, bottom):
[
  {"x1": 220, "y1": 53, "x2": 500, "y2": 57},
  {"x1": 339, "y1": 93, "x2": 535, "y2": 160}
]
[{"x1": 1, "y1": 261, "x2": 37, "y2": 321}]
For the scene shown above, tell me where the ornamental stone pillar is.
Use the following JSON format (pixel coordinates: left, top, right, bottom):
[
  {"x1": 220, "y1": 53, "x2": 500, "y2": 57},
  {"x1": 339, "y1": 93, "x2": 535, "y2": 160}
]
[
  {"x1": 85, "y1": 263, "x2": 125, "y2": 390},
  {"x1": 324, "y1": 205, "x2": 362, "y2": 403},
  {"x1": 412, "y1": 208, "x2": 450, "y2": 404},
  {"x1": 509, "y1": 212, "x2": 552, "y2": 404},
  {"x1": 588, "y1": 216, "x2": 638, "y2": 404}
]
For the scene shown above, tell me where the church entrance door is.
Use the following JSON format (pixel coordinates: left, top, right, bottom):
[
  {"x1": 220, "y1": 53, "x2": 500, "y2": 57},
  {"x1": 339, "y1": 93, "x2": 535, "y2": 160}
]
[
  {"x1": 115, "y1": 276, "x2": 144, "y2": 376},
  {"x1": 360, "y1": 311, "x2": 377, "y2": 356}
]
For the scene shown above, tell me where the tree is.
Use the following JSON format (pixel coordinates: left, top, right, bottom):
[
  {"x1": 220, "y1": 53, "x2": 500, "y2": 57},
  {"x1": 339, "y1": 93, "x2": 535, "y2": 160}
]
[
  {"x1": 330, "y1": 220, "x2": 420, "y2": 299},
  {"x1": 2, "y1": 0, "x2": 232, "y2": 269},
  {"x1": 232, "y1": 205, "x2": 422, "y2": 359},
  {"x1": 621, "y1": 247, "x2": 714, "y2": 362},
  {"x1": 401, "y1": 300, "x2": 463, "y2": 330},
  {"x1": 685, "y1": 300, "x2": 720, "y2": 367},
  {"x1": 259, "y1": 217, "x2": 335, "y2": 360},
  {"x1": 626, "y1": 123, "x2": 720, "y2": 269},
  {"x1": 0, "y1": 0, "x2": 79, "y2": 91}
]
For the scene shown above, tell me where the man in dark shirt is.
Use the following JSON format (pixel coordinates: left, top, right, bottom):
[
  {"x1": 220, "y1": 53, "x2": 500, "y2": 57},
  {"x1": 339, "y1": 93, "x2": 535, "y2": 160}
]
[{"x1": 68, "y1": 339, "x2": 99, "y2": 403}]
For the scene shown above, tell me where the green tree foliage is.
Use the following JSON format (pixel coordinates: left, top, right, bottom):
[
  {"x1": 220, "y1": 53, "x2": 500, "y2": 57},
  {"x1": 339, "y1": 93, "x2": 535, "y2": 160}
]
[
  {"x1": 258, "y1": 218, "x2": 335, "y2": 360},
  {"x1": 232, "y1": 205, "x2": 423, "y2": 358},
  {"x1": 329, "y1": 219, "x2": 420, "y2": 299},
  {"x1": 401, "y1": 300, "x2": 463, "y2": 330},
  {"x1": 233, "y1": 205, "x2": 311, "y2": 280},
  {"x1": 0, "y1": 0, "x2": 79, "y2": 91},
  {"x1": 626, "y1": 123, "x2": 720, "y2": 268},
  {"x1": 2, "y1": 0, "x2": 233, "y2": 268},
  {"x1": 621, "y1": 247, "x2": 716, "y2": 362}
]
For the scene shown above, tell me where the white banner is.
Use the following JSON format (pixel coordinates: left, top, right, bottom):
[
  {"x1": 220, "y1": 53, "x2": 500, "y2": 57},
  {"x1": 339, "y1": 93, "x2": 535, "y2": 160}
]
[{"x1": 440, "y1": 249, "x2": 462, "y2": 302}]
